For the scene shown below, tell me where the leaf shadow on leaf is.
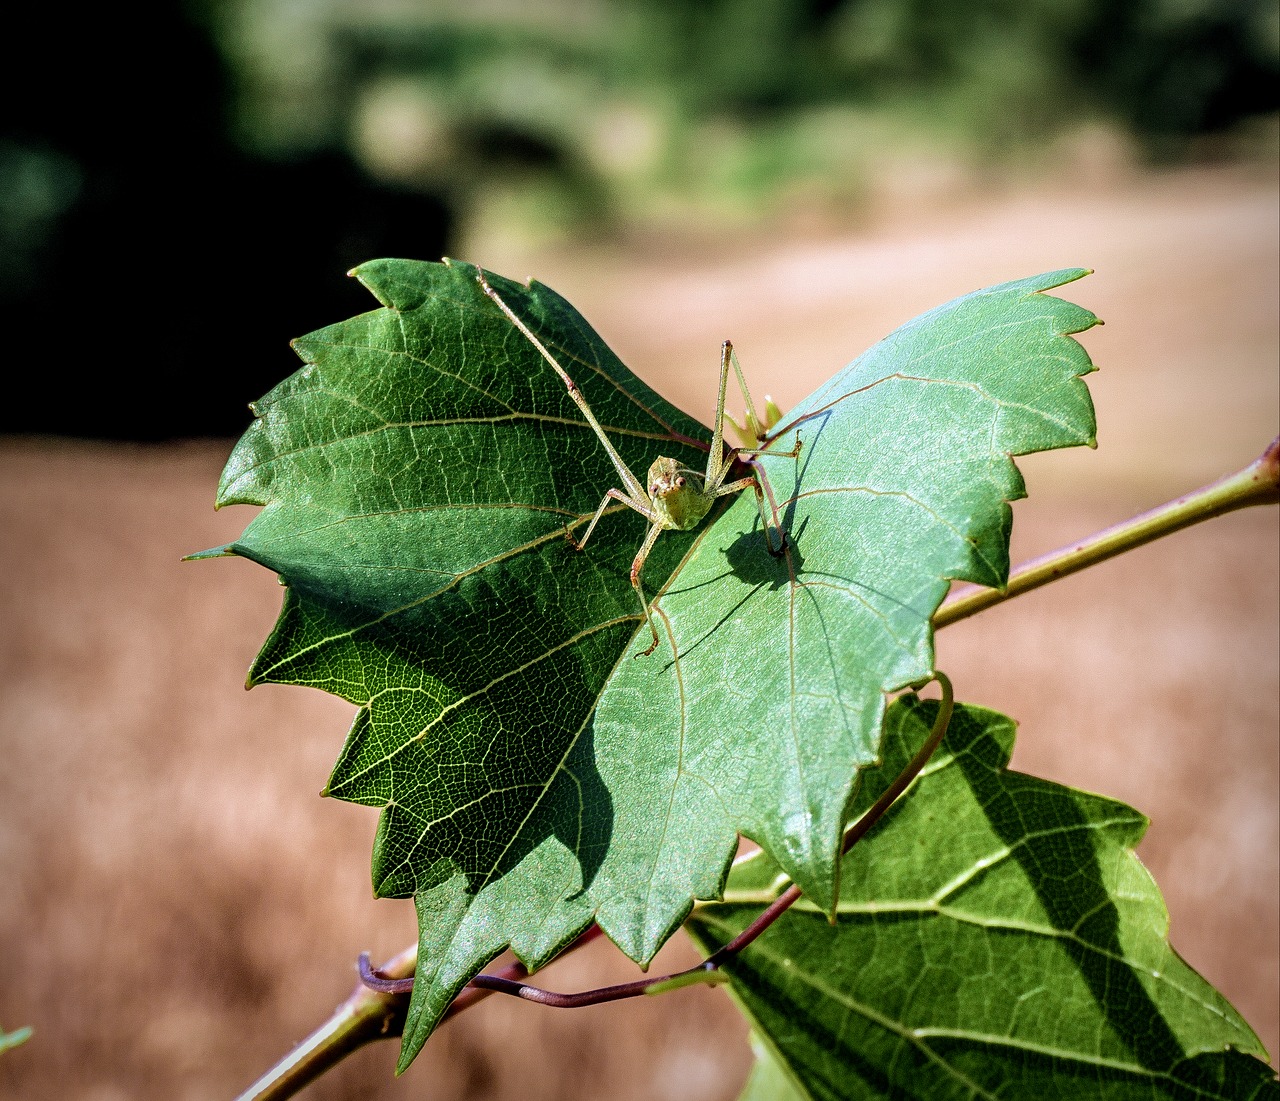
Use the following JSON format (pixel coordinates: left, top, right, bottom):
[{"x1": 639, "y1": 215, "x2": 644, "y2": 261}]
[
  {"x1": 721, "y1": 946, "x2": 925, "y2": 1100},
  {"x1": 554, "y1": 719, "x2": 616, "y2": 903},
  {"x1": 956, "y1": 725, "x2": 1198, "y2": 1079},
  {"x1": 694, "y1": 702, "x2": 1275, "y2": 1100},
  {"x1": 932, "y1": 704, "x2": 1270, "y2": 1096}
]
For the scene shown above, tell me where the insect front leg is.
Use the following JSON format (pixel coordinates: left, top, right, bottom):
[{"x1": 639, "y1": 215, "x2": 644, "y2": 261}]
[
  {"x1": 567, "y1": 487, "x2": 658, "y2": 551},
  {"x1": 730, "y1": 434, "x2": 802, "y2": 556},
  {"x1": 629, "y1": 520, "x2": 667, "y2": 657}
]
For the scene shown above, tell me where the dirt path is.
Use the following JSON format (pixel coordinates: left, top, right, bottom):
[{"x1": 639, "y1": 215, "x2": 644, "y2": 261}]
[{"x1": 0, "y1": 165, "x2": 1275, "y2": 1099}]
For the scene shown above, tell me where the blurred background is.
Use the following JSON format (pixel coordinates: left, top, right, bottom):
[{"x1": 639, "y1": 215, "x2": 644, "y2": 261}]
[{"x1": 1, "y1": 1, "x2": 1276, "y2": 1098}]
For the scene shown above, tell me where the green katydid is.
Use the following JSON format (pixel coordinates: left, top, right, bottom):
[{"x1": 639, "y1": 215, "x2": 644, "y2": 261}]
[{"x1": 477, "y1": 269, "x2": 801, "y2": 657}]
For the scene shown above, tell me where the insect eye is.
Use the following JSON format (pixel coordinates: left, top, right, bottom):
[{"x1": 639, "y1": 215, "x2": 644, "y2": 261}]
[
  {"x1": 649, "y1": 484, "x2": 658, "y2": 496},
  {"x1": 675, "y1": 476, "x2": 685, "y2": 488}
]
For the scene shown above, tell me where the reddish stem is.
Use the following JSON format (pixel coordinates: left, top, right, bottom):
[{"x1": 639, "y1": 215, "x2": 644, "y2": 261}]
[{"x1": 360, "y1": 676, "x2": 955, "y2": 1010}]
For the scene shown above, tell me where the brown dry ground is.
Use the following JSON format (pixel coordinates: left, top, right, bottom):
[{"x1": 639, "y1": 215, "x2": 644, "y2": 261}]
[{"x1": 1, "y1": 164, "x2": 1276, "y2": 1099}]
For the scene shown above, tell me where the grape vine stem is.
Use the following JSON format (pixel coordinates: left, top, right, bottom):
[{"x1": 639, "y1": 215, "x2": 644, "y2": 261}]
[{"x1": 936, "y1": 437, "x2": 1279, "y2": 627}]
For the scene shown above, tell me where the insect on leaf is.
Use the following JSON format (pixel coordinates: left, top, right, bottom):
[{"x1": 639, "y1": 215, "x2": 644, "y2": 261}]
[{"x1": 202, "y1": 261, "x2": 1098, "y2": 1069}]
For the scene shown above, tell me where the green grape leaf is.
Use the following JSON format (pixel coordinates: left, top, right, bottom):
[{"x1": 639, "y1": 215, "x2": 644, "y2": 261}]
[
  {"x1": 202, "y1": 260, "x2": 1098, "y2": 1069},
  {"x1": 688, "y1": 699, "x2": 1277, "y2": 1101},
  {"x1": 580, "y1": 268, "x2": 1098, "y2": 949}
]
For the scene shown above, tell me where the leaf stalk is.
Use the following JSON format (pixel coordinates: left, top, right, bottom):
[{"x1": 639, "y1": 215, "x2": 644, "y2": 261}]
[
  {"x1": 233, "y1": 945, "x2": 415, "y2": 1101},
  {"x1": 936, "y1": 437, "x2": 1279, "y2": 628}
]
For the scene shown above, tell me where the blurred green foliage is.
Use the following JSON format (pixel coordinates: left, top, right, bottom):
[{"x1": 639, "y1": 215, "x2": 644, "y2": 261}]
[
  {"x1": 217, "y1": 0, "x2": 1278, "y2": 236},
  {"x1": 6, "y1": 0, "x2": 1269, "y2": 437},
  {"x1": 4, "y1": 0, "x2": 1277, "y2": 435}
]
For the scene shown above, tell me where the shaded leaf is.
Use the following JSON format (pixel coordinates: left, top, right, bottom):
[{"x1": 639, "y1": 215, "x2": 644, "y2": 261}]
[{"x1": 688, "y1": 699, "x2": 1277, "y2": 1100}]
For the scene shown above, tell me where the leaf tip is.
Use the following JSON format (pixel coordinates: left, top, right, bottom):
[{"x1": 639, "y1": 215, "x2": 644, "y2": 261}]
[
  {"x1": 182, "y1": 544, "x2": 237, "y2": 562},
  {"x1": 395, "y1": 1039, "x2": 422, "y2": 1077},
  {"x1": 370, "y1": 865, "x2": 397, "y2": 899},
  {"x1": 1052, "y1": 266, "x2": 1093, "y2": 287},
  {"x1": 285, "y1": 337, "x2": 316, "y2": 366}
]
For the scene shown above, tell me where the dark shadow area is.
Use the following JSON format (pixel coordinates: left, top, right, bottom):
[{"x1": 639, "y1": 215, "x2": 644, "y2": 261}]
[
  {"x1": 722, "y1": 517, "x2": 806, "y2": 589},
  {"x1": 9, "y1": 2, "x2": 1274, "y2": 442},
  {"x1": 553, "y1": 716, "x2": 615, "y2": 902},
  {"x1": 2, "y1": 4, "x2": 452, "y2": 440}
]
